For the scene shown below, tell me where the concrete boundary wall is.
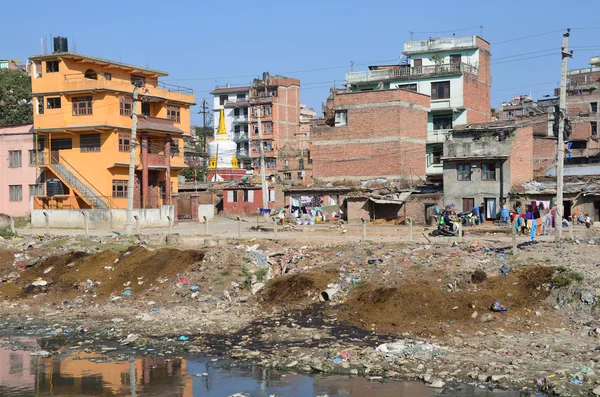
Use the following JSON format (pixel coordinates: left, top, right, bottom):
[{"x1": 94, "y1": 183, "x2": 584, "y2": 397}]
[{"x1": 31, "y1": 206, "x2": 174, "y2": 229}]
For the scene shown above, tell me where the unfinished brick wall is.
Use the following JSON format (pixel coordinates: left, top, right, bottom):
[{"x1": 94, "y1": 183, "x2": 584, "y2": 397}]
[
  {"x1": 509, "y1": 125, "x2": 534, "y2": 186},
  {"x1": 311, "y1": 89, "x2": 429, "y2": 182},
  {"x1": 345, "y1": 196, "x2": 370, "y2": 223},
  {"x1": 464, "y1": 37, "x2": 492, "y2": 123},
  {"x1": 532, "y1": 136, "x2": 556, "y2": 177},
  {"x1": 403, "y1": 193, "x2": 443, "y2": 225}
]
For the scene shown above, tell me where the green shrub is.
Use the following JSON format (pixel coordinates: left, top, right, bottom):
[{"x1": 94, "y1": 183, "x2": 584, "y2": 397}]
[{"x1": 552, "y1": 270, "x2": 584, "y2": 287}]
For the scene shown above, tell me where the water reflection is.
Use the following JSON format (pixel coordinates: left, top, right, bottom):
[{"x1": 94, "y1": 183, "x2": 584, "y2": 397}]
[{"x1": 0, "y1": 337, "x2": 525, "y2": 396}]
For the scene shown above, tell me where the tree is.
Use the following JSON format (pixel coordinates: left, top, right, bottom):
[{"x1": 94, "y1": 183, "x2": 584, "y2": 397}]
[{"x1": 0, "y1": 69, "x2": 33, "y2": 126}]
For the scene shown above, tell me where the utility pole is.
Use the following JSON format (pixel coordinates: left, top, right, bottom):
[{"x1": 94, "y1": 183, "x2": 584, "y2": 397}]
[
  {"x1": 556, "y1": 29, "x2": 571, "y2": 247},
  {"x1": 256, "y1": 105, "x2": 269, "y2": 215},
  {"x1": 125, "y1": 84, "x2": 140, "y2": 235},
  {"x1": 198, "y1": 99, "x2": 210, "y2": 182}
]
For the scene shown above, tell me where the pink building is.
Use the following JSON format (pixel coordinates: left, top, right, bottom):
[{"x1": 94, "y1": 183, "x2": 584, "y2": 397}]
[{"x1": 0, "y1": 124, "x2": 43, "y2": 217}]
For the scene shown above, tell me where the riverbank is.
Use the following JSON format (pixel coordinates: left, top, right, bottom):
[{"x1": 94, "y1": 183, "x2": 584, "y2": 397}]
[{"x1": 1, "y1": 231, "x2": 600, "y2": 396}]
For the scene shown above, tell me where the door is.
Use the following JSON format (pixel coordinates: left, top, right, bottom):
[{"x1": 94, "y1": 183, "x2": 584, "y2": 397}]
[
  {"x1": 485, "y1": 198, "x2": 497, "y2": 220},
  {"x1": 563, "y1": 201, "x2": 572, "y2": 219},
  {"x1": 462, "y1": 198, "x2": 474, "y2": 213},
  {"x1": 594, "y1": 201, "x2": 600, "y2": 222}
]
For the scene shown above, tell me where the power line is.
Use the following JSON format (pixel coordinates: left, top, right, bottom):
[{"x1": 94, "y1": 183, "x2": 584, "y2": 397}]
[{"x1": 491, "y1": 29, "x2": 567, "y2": 45}]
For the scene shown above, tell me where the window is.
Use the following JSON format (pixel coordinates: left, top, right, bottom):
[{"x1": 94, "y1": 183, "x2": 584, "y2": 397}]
[
  {"x1": 28, "y1": 150, "x2": 37, "y2": 166},
  {"x1": 283, "y1": 172, "x2": 292, "y2": 180},
  {"x1": 141, "y1": 102, "x2": 150, "y2": 117},
  {"x1": 263, "y1": 123, "x2": 273, "y2": 134},
  {"x1": 505, "y1": 110, "x2": 515, "y2": 119},
  {"x1": 264, "y1": 106, "x2": 272, "y2": 116},
  {"x1": 112, "y1": 180, "x2": 127, "y2": 198},
  {"x1": 72, "y1": 96, "x2": 93, "y2": 116},
  {"x1": 29, "y1": 184, "x2": 43, "y2": 196},
  {"x1": 37, "y1": 97, "x2": 44, "y2": 114},
  {"x1": 219, "y1": 95, "x2": 228, "y2": 106},
  {"x1": 237, "y1": 93, "x2": 246, "y2": 101},
  {"x1": 167, "y1": 106, "x2": 181, "y2": 122},
  {"x1": 297, "y1": 172, "x2": 304, "y2": 180},
  {"x1": 457, "y1": 164, "x2": 471, "y2": 181},
  {"x1": 592, "y1": 121, "x2": 598, "y2": 137},
  {"x1": 84, "y1": 69, "x2": 97, "y2": 80},
  {"x1": 433, "y1": 114, "x2": 453, "y2": 130},
  {"x1": 431, "y1": 81, "x2": 450, "y2": 100},
  {"x1": 231, "y1": 190, "x2": 239, "y2": 202},
  {"x1": 569, "y1": 140, "x2": 587, "y2": 149},
  {"x1": 269, "y1": 189, "x2": 275, "y2": 202},
  {"x1": 335, "y1": 109, "x2": 348, "y2": 126},
  {"x1": 234, "y1": 125, "x2": 241, "y2": 134},
  {"x1": 432, "y1": 148, "x2": 442, "y2": 164},
  {"x1": 398, "y1": 83, "x2": 417, "y2": 92},
  {"x1": 414, "y1": 59, "x2": 423, "y2": 67},
  {"x1": 234, "y1": 108, "x2": 240, "y2": 116},
  {"x1": 118, "y1": 133, "x2": 130, "y2": 152},
  {"x1": 243, "y1": 190, "x2": 249, "y2": 202},
  {"x1": 243, "y1": 107, "x2": 248, "y2": 116},
  {"x1": 9, "y1": 151, "x2": 22, "y2": 168},
  {"x1": 80, "y1": 133, "x2": 101, "y2": 152},
  {"x1": 120, "y1": 96, "x2": 132, "y2": 116},
  {"x1": 104, "y1": 72, "x2": 112, "y2": 81},
  {"x1": 46, "y1": 60, "x2": 59, "y2": 73},
  {"x1": 9, "y1": 185, "x2": 22, "y2": 202},
  {"x1": 450, "y1": 54, "x2": 461, "y2": 64},
  {"x1": 47, "y1": 97, "x2": 61, "y2": 109},
  {"x1": 130, "y1": 75, "x2": 146, "y2": 86},
  {"x1": 592, "y1": 102, "x2": 598, "y2": 113},
  {"x1": 51, "y1": 138, "x2": 72, "y2": 150},
  {"x1": 481, "y1": 163, "x2": 496, "y2": 181}
]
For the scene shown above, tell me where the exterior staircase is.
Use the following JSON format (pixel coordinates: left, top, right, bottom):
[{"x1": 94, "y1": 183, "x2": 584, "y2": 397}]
[{"x1": 48, "y1": 162, "x2": 109, "y2": 209}]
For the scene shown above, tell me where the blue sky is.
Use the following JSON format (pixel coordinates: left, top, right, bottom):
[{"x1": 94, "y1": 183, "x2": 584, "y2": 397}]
[{"x1": 4, "y1": 0, "x2": 600, "y2": 126}]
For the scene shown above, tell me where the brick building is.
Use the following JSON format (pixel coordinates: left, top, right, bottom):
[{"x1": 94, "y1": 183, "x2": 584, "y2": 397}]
[
  {"x1": 442, "y1": 121, "x2": 534, "y2": 217},
  {"x1": 310, "y1": 88, "x2": 430, "y2": 183},
  {"x1": 345, "y1": 35, "x2": 491, "y2": 181},
  {"x1": 222, "y1": 185, "x2": 275, "y2": 215}
]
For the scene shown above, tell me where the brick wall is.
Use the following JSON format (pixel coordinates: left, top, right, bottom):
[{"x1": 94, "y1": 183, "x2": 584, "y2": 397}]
[
  {"x1": 222, "y1": 187, "x2": 274, "y2": 215},
  {"x1": 509, "y1": 125, "x2": 534, "y2": 186},
  {"x1": 311, "y1": 89, "x2": 429, "y2": 182},
  {"x1": 345, "y1": 196, "x2": 370, "y2": 223},
  {"x1": 532, "y1": 136, "x2": 556, "y2": 177},
  {"x1": 403, "y1": 193, "x2": 443, "y2": 225},
  {"x1": 464, "y1": 37, "x2": 492, "y2": 123}
]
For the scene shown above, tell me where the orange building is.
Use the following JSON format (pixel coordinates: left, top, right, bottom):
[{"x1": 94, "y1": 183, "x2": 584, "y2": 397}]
[{"x1": 29, "y1": 46, "x2": 195, "y2": 209}]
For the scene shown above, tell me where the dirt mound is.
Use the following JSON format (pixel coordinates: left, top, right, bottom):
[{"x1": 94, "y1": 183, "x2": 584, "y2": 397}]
[
  {"x1": 0, "y1": 246, "x2": 204, "y2": 302},
  {"x1": 260, "y1": 271, "x2": 338, "y2": 308},
  {"x1": 335, "y1": 265, "x2": 556, "y2": 335}
]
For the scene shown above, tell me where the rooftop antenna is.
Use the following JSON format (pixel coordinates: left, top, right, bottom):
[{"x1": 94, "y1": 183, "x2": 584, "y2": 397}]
[
  {"x1": 479, "y1": 25, "x2": 483, "y2": 37},
  {"x1": 40, "y1": 37, "x2": 43, "y2": 54},
  {"x1": 350, "y1": 61, "x2": 354, "y2": 72},
  {"x1": 409, "y1": 31, "x2": 414, "y2": 40}
]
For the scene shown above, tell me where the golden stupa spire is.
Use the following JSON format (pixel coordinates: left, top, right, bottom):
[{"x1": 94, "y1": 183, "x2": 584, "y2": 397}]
[{"x1": 217, "y1": 108, "x2": 227, "y2": 137}]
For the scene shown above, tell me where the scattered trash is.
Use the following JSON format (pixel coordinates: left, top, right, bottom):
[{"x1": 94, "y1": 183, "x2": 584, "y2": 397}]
[
  {"x1": 111, "y1": 318, "x2": 124, "y2": 323},
  {"x1": 571, "y1": 379, "x2": 584, "y2": 385},
  {"x1": 31, "y1": 280, "x2": 48, "y2": 287},
  {"x1": 122, "y1": 289, "x2": 132, "y2": 297},
  {"x1": 120, "y1": 333, "x2": 139, "y2": 345},
  {"x1": 190, "y1": 286, "x2": 199, "y2": 291},
  {"x1": 178, "y1": 336, "x2": 189, "y2": 341},
  {"x1": 499, "y1": 264, "x2": 511, "y2": 276},
  {"x1": 43, "y1": 266, "x2": 53, "y2": 274},
  {"x1": 177, "y1": 274, "x2": 191, "y2": 284},
  {"x1": 490, "y1": 301, "x2": 508, "y2": 312},
  {"x1": 332, "y1": 357, "x2": 343, "y2": 363},
  {"x1": 30, "y1": 350, "x2": 50, "y2": 357}
]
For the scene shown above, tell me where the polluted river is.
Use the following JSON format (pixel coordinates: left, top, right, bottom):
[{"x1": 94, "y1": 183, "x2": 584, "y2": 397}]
[{"x1": 1, "y1": 231, "x2": 599, "y2": 395}]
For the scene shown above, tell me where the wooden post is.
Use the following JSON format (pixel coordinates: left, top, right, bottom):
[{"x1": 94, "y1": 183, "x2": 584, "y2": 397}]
[
  {"x1": 43, "y1": 211, "x2": 49, "y2": 235},
  {"x1": 167, "y1": 216, "x2": 172, "y2": 235},
  {"x1": 273, "y1": 218, "x2": 278, "y2": 239},
  {"x1": 406, "y1": 217, "x2": 413, "y2": 241},
  {"x1": 134, "y1": 215, "x2": 140, "y2": 235},
  {"x1": 512, "y1": 215, "x2": 518, "y2": 256},
  {"x1": 204, "y1": 216, "x2": 209, "y2": 235},
  {"x1": 361, "y1": 218, "x2": 367, "y2": 241},
  {"x1": 237, "y1": 216, "x2": 242, "y2": 239}
]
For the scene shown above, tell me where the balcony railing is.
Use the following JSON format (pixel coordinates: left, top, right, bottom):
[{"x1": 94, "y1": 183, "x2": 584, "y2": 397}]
[
  {"x1": 233, "y1": 133, "x2": 250, "y2": 141},
  {"x1": 232, "y1": 115, "x2": 250, "y2": 123},
  {"x1": 346, "y1": 63, "x2": 477, "y2": 84},
  {"x1": 428, "y1": 129, "x2": 452, "y2": 142},
  {"x1": 224, "y1": 98, "x2": 248, "y2": 105},
  {"x1": 568, "y1": 65, "x2": 600, "y2": 76}
]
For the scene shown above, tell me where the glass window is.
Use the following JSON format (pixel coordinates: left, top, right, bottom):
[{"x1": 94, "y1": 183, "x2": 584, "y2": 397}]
[
  {"x1": 80, "y1": 133, "x2": 101, "y2": 152},
  {"x1": 72, "y1": 96, "x2": 93, "y2": 116},
  {"x1": 47, "y1": 97, "x2": 61, "y2": 109},
  {"x1": 431, "y1": 81, "x2": 450, "y2": 100},
  {"x1": 29, "y1": 184, "x2": 43, "y2": 196},
  {"x1": 433, "y1": 114, "x2": 453, "y2": 130},
  {"x1": 120, "y1": 96, "x2": 132, "y2": 116},
  {"x1": 118, "y1": 133, "x2": 130, "y2": 152},
  {"x1": 482, "y1": 163, "x2": 496, "y2": 181},
  {"x1": 112, "y1": 180, "x2": 128, "y2": 198},
  {"x1": 130, "y1": 75, "x2": 146, "y2": 86},
  {"x1": 9, "y1": 185, "x2": 22, "y2": 202},
  {"x1": 8, "y1": 151, "x2": 22, "y2": 168},
  {"x1": 167, "y1": 105, "x2": 181, "y2": 122},
  {"x1": 219, "y1": 95, "x2": 228, "y2": 106},
  {"x1": 457, "y1": 164, "x2": 471, "y2": 181},
  {"x1": 264, "y1": 106, "x2": 272, "y2": 116},
  {"x1": 335, "y1": 110, "x2": 347, "y2": 126},
  {"x1": 46, "y1": 61, "x2": 59, "y2": 73}
]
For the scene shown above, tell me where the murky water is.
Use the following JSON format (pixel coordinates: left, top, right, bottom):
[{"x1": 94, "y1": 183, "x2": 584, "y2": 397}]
[{"x1": 0, "y1": 337, "x2": 528, "y2": 396}]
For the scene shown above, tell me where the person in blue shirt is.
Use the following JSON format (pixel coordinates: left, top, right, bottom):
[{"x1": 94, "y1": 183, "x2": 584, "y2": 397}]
[{"x1": 471, "y1": 205, "x2": 480, "y2": 225}]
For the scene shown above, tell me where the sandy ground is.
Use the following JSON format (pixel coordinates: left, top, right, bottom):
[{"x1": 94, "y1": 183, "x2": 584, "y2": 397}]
[{"x1": 2, "y1": 221, "x2": 600, "y2": 395}]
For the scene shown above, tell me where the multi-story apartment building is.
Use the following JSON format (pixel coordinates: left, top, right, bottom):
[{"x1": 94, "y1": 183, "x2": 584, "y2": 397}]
[
  {"x1": 345, "y1": 35, "x2": 491, "y2": 181},
  {"x1": 0, "y1": 124, "x2": 43, "y2": 217},
  {"x1": 210, "y1": 85, "x2": 252, "y2": 170},
  {"x1": 29, "y1": 41, "x2": 195, "y2": 210},
  {"x1": 498, "y1": 95, "x2": 559, "y2": 121},
  {"x1": 211, "y1": 73, "x2": 302, "y2": 179}
]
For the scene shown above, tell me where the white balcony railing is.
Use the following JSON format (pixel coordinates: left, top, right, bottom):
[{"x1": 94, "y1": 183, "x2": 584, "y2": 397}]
[
  {"x1": 428, "y1": 129, "x2": 452, "y2": 142},
  {"x1": 232, "y1": 115, "x2": 249, "y2": 123},
  {"x1": 346, "y1": 63, "x2": 477, "y2": 84}
]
